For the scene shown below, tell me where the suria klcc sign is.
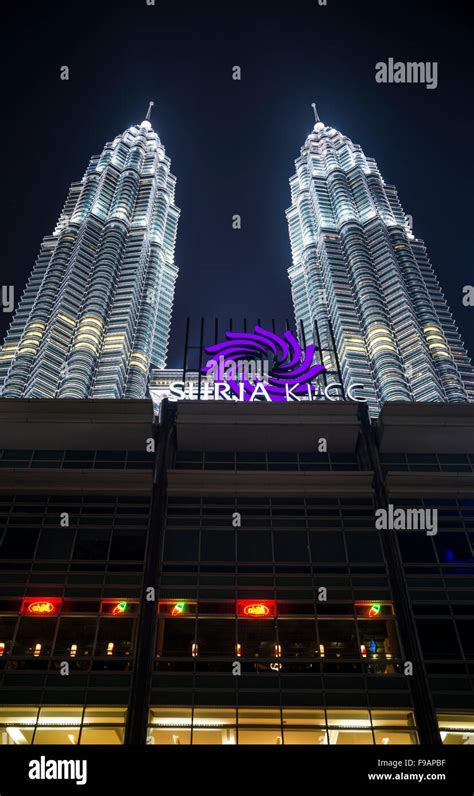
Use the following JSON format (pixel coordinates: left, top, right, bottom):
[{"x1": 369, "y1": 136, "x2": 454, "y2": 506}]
[{"x1": 151, "y1": 326, "x2": 365, "y2": 403}]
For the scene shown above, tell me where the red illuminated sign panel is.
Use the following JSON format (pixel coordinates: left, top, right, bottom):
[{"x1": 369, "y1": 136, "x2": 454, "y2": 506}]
[
  {"x1": 237, "y1": 600, "x2": 276, "y2": 618},
  {"x1": 21, "y1": 598, "x2": 61, "y2": 616}
]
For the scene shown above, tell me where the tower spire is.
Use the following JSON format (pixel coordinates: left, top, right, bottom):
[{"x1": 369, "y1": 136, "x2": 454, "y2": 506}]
[
  {"x1": 146, "y1": 101, "x2": 154, "y2": 122},
  {"x1": 311, "y1": 102, "x2": 320, "y2": 124}
]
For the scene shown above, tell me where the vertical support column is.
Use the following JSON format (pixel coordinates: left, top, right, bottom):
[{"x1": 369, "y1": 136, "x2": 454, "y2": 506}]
[
  {"x1": 125, "y1": 398, "x2": 177, "y2": 745},
  {"x1": 357, "y1": 404, "x2": 441, "y2": 745}
]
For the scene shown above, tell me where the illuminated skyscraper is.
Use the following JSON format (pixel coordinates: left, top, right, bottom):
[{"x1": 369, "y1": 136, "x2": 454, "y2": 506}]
[
  {"x1": 0, "y1": 103, "x2": 180, "y2": 398},
  {"x1": 286, "y1": 105, "x2": 474, "y2": 415}
]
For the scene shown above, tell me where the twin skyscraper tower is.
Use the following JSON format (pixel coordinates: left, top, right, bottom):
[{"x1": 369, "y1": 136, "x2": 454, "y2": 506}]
[{"x1": 0, "y1": 103, "x2": 472, "y2": 413}]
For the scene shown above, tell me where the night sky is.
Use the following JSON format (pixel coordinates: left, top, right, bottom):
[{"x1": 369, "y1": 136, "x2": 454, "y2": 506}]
[{"x1": 0, "y1": 0, "x2": 472, "y2": 368}]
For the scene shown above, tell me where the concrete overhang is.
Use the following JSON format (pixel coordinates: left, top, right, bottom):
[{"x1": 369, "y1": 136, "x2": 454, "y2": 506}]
[
  {"x1": 168, "y1": 469, "x2": 373, "y2": 497},
  {"x1": 0, "y1": 468, "x2": 152, "y2": 495},
  {"x1": 385, "y1": 471, "x2": 474, "y2": 499},
  {"x1": 0, "y1": 399, "x2": 154, "y2": 450},
  {"x1": 175, "y1": 400, "x2": 361, "y2": 453},
  {"x1": 377, "y1": 403, "x2": 474, "y2": 453}
]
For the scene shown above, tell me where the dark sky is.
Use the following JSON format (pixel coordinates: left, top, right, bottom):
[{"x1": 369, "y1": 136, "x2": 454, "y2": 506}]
[{"x1": 0, "y1": 0, "x2": 472, "y2": 369}]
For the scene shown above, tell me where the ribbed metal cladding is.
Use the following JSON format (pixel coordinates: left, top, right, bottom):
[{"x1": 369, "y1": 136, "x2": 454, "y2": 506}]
[
  {"x1": 286, "y1": 116, "x2": 474, "y2": 417},
  {"x1": 0, "y1": 115, "x2": 180, "y2": 398}
]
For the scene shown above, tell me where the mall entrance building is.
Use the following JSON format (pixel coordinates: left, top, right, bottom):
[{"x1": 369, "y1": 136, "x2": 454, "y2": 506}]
[{"x1": 0, "y1": 398, "x2": 473, "y2": 746}]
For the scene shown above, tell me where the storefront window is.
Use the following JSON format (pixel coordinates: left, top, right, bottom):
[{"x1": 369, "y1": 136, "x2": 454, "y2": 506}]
[
  {"x1": 238, "y1": 710, "x2": 282, "y2": 745},
  {"x1": 192, "y1": 708, "x2": 237, "y2": 745},
  {"x1": 147, "y1": 708, "x2": 192, "y2": 745},
  {"x1": 237, "y1": 620, "x2": 276, "y2": 657},
  {"x1": 374, "y1": 730, "x2": 418, "y2": 745},
  {"x1": 438, "y1": 713, "x2": 474, "y2": 745},
  {"x1": 197, "y1": 619, "x2": 235, "y2": 655},
  {"x1": 34, "y1": 707, "x2": 83, "y2": 745},
  {"x1": 0, "y1": 707, "x2": 37, "y2": 745},
  {"x1": 95, "y1": 618, "x2": 134, "y2": 656},
  {"x1": 80, "y1": 707, "x2": 126, "y2": 744},
  {"x1": 0, "y1": 616, "x2": 17, "y2": 655},
  {"x1": 13, "y1": 618, "x2": 56, "y2": 656},
  {"x1": 156, "y1": 618, "x2": 195, "y2": 657},
  {"x1": 277, "y1": 619, "x2": 317, "y2": 657},
  {"x1": 357, "y1": 619, "x2": 400, "y2": 658},
  {"x1": 147, "y1": 707, "x2": 419, "y2": 745},
  {"x1": 283, "y1": 729, "x2": 327, "y2": 744},
  {"x1": 53, "y1": 618, "x2": 96, "y2": 657},
  {"x1": 318, "y1": 620, "x2": 358, "y2": 657},
  {"x1": 0, "y1": 706, "x2": 127, "y2": 745}
]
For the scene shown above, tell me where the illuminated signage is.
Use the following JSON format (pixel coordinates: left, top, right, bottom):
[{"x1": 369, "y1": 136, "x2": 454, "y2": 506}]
[
  {"x1": 150, "y1": 326, "x2": 366, "y2": 405},
  {"x1": 158, "y1": 601, "x2": 197, "y2": 617},
  {"x1": 368, "y1": 603, "x2": 382, "y2": 617},
  {"x1": 237, "y1": 600, "x2": 276, "y2": 618},
  {"x1": 101, "y1": 600, "x2": 136, "y2": 616},
  {"x1": 22, "y1": 598, "x2": 61, "y2": 616},
  {"x1": 355, "y1": 601, "x2": 391, "y2": 618},
  {"x1": 112, "y1": 602, "x2": 129, "y2": 616}
]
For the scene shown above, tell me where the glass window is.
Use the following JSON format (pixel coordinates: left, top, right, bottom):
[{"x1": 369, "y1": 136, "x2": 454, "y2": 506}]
[
  {"x1": 148, "y1": 708, "x2": 192, "y2": 745},
  {"x1": 149, "y1": 727, "x2": 191, "y2": 745},
  {"x1": 13, "y1": 618, "x2": 57, "y2": 656},
  {"x1": 277, "y1": 619, "x2": 317, "y2": 657},
  {"x1": 0, "y1": 528, "x2": 39, "y2": 558},
  {"x1": 326, "y1": 710, "x2": 372, "y2": 744},
  {"x1": 34, "y1": 707, "x2": 83, "y2": 745},
  {"x1": 283, "y1": 728, "x2": 327, "y2": 744},
  {"x1": 309, "y1": 532, "x2": 346, "y2": 562},
  {"x1": 273, "y1": 532, "x2": 309, "y2": 562},
  {"x1": 318, "y1": 620, "x2": 358, "y2": 657},
  {"x1": 329, "y1": 730, "x2": 373, "y2": 744},
  {"x1": 64, "y1": 451, "x2": 94, "y2": 461},
  {"x1": 416, "y1": 620, "x2": 462, "y2": 658},
  {"x1": 239, "y1": 708, "x2": 281, "y2": 729},
  {"x1": 435, "y1": 533, "x2": 472, "y2": 563},
  {"x1": 95, "y1": 618, "x2": 134, "y2": 656},
  {"x1": 200, "y1": 531, "x2": 235, "y2": 561},
  {"x1": 237, "y1": 532, "x2": 272, "y2": 562},
  {"x1": 345, "y1": 532, "x2": 383, "y2": 562},
  {"x1": 73, "y1": 530, "x2": 110, "y2": 560},
  {"x1": 95, "y1": 451, "x2": 126, "y2": 462},
  {"x1": 156, "y1": 618, "x2": 195, "y2": 657},
  {"x1": 237, "y1": 620, "x2": 276, "y2": 657},
  {"x1": 238, "y1": 729, "x2": 283, "y2": 744},
  {"x1": 197, "y1": 619, "x2": 234, "y2": 655},
  {"x1": 282, "y1": 709, "x2": 326, "y2": 726},
  {"x1": 0, "y1": 616, "x2": 17, "y2": 655},
  {"x1": 371, "y1": 710, "x2": 416, "y2": 727},
  {"x1": 163, "y1": 530, "x2": 199, "y2": 561},
  {"x1": 0, "y1": 707, "x2": 38, "y2": 745},
  {"x1": 192, "y1": 708, "x2": 236, "y2": 745},
  {"x1": 438, "y1": 713, "x2": 474, "y2": 745},
  {"x1": 53, "y1": 618, "x2": 97, "y2": 657},
  {"x1": 456, "y1": 620, "x2": 474, "y2": 657},
  {"x1": 374, "y1": 730, "x2": 418, "y2": 744},
  {"x1": 32, "y1": 451, "x2": 63, "y2": 463},
  {"x1": 357, "y1": 619, "x2": 400, "y2": 658},
  {"x1": 80, "y1": 707, "x2": 126, "y2": 744},
  {"x1": 35, "y1": 529, "x2": 75, "y2": 559},
  {"x1": 109, "y1": 528, "x2": 146, "y2": 560},
  {"x1": 397, "y1": 533, "x2": 436, "y2": 562}
]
